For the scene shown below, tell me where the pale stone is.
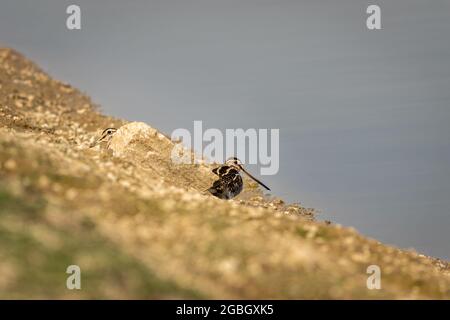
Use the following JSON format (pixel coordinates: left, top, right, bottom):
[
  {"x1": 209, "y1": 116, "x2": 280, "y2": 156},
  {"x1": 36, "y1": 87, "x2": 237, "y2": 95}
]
[{"x1": 108, "y1": 122, "x2": 158, "y2": 157}]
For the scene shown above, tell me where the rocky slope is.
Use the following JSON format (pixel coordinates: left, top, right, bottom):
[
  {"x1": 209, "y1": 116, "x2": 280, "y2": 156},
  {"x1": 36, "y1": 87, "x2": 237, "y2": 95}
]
[{"x1": 0, "y1": 48, "x2": 449, "y2": 299}]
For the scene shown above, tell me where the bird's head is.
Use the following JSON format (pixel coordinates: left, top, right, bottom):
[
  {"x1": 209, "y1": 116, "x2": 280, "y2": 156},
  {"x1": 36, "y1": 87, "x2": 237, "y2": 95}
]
[
  {"x1": 225, "y1": 157, "x2": 243, "y2": 169},
  {"x1": 90, "y1": 127, "x2": 117, "y2": 148}
]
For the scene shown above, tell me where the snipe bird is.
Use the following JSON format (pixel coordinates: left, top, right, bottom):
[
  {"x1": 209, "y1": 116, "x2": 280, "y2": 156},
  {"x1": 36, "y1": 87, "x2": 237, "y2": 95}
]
[
  {"x1": 89, "y1": 127, "x2": 117, "y2": 148},
  {"x1": 207, "y1": 157, "x2": 270, "y2": 199}
]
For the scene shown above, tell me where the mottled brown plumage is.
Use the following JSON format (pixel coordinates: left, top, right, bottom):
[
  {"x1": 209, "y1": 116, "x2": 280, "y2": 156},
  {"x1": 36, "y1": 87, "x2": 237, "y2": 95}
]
[{"x1": 208, "y1": 157, "x2": 270, "y2": 199}]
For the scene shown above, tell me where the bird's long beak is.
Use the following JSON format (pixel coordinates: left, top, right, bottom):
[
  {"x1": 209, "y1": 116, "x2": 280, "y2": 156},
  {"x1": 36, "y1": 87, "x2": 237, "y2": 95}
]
[
  {"x1": 89, "y1": 139, "x2": 100, "y2": 148},
  {"x1": 89, "y1": 133, "x2": 109, "y2": 148},
  {"x1": 241, "y1": 167, "x2": 271, "y2": 191}
]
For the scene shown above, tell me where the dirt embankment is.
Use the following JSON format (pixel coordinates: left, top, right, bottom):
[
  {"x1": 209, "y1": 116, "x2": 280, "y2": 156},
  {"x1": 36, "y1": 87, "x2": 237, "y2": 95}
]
[{"x1": 0, "y1": 48, "x2": 449, "y2": 299}]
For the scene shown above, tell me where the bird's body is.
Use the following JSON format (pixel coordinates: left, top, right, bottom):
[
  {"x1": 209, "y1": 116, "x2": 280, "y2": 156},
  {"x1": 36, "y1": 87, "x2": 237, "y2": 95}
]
[
  {"x1": 208, "y1": 157, "x2": 270, "y2": 200},
  {"x1": 208, "y1": 165, "x2": 244, "y2": 199}
]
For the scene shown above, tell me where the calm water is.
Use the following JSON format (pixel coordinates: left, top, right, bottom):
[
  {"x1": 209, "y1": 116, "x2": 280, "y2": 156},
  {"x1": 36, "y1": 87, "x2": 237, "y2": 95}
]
[{"x1": 1, "y1": 0, "x2": 449, "y2": 259}]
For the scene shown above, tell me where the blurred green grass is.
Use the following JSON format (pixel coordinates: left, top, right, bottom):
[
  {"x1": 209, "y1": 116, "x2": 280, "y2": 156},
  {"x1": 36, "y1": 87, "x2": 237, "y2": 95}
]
[{"x1": 0, "y1": 187, "x2": 202, "y2": 299}]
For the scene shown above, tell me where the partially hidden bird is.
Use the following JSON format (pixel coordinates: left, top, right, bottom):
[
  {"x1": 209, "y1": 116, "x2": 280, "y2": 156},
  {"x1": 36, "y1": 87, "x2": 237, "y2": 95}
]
[{"x1": 89, "y1": 127, "x2": 117, "y2": 148}]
